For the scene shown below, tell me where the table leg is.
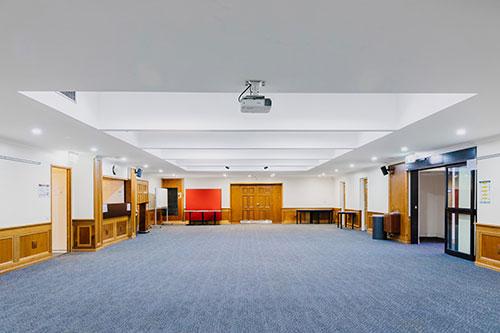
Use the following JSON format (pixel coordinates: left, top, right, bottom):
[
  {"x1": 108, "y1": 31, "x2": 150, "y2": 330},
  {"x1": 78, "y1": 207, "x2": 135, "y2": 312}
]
[
  {"x1": 352, "y1": 215, "x2": 355, "y2": 230},
  {"x1": 296, "y1": 212, "x2": 298, "y2": 224}
]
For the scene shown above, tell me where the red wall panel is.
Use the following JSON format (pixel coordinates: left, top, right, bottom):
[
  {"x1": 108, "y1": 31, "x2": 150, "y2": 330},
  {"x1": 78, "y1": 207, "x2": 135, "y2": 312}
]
[{"x1": 185, "y1": 189, "x2": 222, "y2": 221}]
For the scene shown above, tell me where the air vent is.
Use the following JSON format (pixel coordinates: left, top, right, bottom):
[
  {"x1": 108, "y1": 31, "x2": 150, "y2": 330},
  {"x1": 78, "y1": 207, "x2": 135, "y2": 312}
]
[{"x1": 59, "y1": 91, "x2": 77, "y2": 103}]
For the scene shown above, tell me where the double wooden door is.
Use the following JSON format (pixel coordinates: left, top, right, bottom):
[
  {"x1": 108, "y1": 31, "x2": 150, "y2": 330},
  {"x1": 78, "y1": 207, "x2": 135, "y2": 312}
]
[{"x1": 231, "y1": 184, "x2": 282, "y2": 223}]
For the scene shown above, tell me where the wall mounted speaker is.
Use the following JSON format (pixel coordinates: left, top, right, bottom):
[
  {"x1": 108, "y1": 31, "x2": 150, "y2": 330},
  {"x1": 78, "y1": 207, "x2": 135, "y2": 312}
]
[
  {"x1": 135, "y1": 168, "x2": 143, "y2": 178},
  {"x1": 381, "y1": 166, "x2": 389, "y2": 176}
]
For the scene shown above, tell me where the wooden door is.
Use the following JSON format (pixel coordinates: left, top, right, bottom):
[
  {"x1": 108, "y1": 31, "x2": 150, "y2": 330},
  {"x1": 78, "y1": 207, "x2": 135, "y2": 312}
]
[
  {"x1": 255, "y1": 186, "x2": 273, "y2": 220},
  {"x1": 162, "y1": 178, "x2": 184, "y2": 221},
  {"x1": 242, "y1": 186, "x2": 256, "y2": 220},
  {"x1": 51, "y1": 166, "x2": 71, "y2": 253},
  {"x1": 231, "y1": 184, "x2": 282, "y2": 223}
]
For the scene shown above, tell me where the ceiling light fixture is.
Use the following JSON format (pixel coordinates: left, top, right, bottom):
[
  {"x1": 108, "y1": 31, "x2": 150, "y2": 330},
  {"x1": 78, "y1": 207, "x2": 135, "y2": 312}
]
[
  {"x1": 225, "y1": 166, "x2": 230, "y2": 170},
  {"x1": 401, "y1": 146, "x2": 409, "y2": 152},
  {"x1": 90, "y1": 147, "x2": 98, "y2": 152},
  {"x1": 456, "y1": 128, "x2": 467, "y2": 136},
  {"x1": 371, "y1": 156, "x2": 378, "y2": 161},
  {"x1": 264, "y1": 166, "x2": 269, "y2": 170},
  {"x1": 248, "y1": 174, "x2": 252, "y2": 178},
  {"x1": 31, "y1": 128, "x2": 42, "y2": 135},
  {"x1": 223, "y1": 173, "x2": 227, "y2": 177},
  {"x1": 158, "y1": 169, "x2": 163, "y2": 173},
  {"x1": 120, "y1": 157, "x2": 127, "y2": 162},
  {"x1": 349, "y1": 164, "x2": 355, "y2": 168},
  {"x1": 270, "y1": 173, "x2": 275, "y2": 178},
  {"x1": 334, "y1": 169, "x2": 339, "y2": 172},
  {"x1": 143, "y1": 164, "x2": 149, "y2": 168}
]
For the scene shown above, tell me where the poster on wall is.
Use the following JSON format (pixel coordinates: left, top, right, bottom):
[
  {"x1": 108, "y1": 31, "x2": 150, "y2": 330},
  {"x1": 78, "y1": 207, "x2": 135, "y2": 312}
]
[
  {"x1": 479, "y1": 180, "x2": 491, "y2": 204},
  {"x1": 38, "y1": 184, "x2": 50, "y2": 198}
]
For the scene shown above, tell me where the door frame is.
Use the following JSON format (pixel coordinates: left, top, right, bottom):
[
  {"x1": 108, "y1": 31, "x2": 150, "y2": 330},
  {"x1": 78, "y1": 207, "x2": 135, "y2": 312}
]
[
  {"x1": 408, "y1": 162, "x2": 477, "y2": 260},
  {"x1": 444, "y1": 163, "x2": 476, "y2": 261},
  {"x1": 50, "y1": 165, "x2": 72, "y2": 252},
  {"x1": 230, "y1": 183, "x2": 283, "y2": 223},
  {"x1": 359, "y1": 178, "x2": 368, "y2": 231}
]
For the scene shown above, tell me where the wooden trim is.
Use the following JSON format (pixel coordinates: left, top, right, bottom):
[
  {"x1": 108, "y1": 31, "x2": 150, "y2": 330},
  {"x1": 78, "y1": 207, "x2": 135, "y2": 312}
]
[
  {"x1": 129, "y1": 169, "x2": 137, "y2": 237},
  {"x1": 0, "y1": 222, "x2": 51, "y2": 232},
  {"x1": 344, "y1": 208, "x2": 363, "y2": 229},
  {"x1": 94, "y1": 158, "x2": 103, "y2": 248},
  {"x1": 475, "y1": 223, "x2": 500, "y2": 272},
  {"x1": 73, "y1": 219, "x2": 95, "y2": 249},
  {"x1": 103, "y1": 175, "x2": 129, "y2": 181},
  {"x1": 366, "y1": 211, "x2": 387, "y2": 233},
  {"x1": 388, "y1": 163, "x2": 411, "y2": 243},
  {"x1": 281, "y1": 207, "x2": 340, "y2": 224},
  {"x1": 0, "y1": 223, "x2": 52, "y2": 275},
  {"x1": 230, "y1": 182, "x2": 283, "y2": 186}
]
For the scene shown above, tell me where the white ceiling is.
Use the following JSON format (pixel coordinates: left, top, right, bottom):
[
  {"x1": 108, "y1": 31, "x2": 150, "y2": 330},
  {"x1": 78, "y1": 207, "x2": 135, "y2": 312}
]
[{"x1": 1, "y1": 1, "x2": 500, "y2": 177}]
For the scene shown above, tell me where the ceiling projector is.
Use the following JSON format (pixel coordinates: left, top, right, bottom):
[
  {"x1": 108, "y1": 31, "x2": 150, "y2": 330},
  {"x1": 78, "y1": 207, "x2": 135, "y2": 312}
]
[{"x1": 239, "y1": 80, "x2": 272, "y2": 113}]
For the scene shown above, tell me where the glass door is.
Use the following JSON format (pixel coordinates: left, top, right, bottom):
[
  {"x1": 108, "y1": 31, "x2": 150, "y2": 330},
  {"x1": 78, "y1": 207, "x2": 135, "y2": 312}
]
[{"x1": 445, "y1": 164, "x2": 476, "y2": 260}]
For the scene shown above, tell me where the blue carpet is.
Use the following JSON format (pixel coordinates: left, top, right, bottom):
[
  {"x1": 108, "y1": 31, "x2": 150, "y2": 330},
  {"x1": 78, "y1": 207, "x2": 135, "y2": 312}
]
[{"x1": 0, "y1": 225, "x2": 499, "y2": 333}]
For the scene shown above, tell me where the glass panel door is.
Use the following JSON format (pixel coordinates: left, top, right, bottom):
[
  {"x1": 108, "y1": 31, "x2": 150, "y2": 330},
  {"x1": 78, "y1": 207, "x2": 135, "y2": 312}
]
[{"x1": 445, "y1": 165, "x2": 476, "y2": 260}]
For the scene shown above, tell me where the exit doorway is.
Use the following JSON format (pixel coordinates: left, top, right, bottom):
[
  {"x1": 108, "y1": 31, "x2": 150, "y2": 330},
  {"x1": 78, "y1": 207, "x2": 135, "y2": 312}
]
[{"x1": 408, "y1": 147, "x2": 477, "y2": 261}]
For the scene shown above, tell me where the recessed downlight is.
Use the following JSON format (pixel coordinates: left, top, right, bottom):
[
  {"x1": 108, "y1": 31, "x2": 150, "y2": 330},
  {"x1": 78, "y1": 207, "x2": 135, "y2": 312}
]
[
  {"x1": 248, "y1": 174, "x2": 252, "y2": 178},
  {"x1": 31, "y1": 128, "x2": 42, "y2": 135},
  {"x1": 334, "y1": 169, "x2": 339, "y2": 172},
  {"x1": 158, "y1": 169, "x2": 163, "y2": 173},
  {"x1": 456, "y1": 128, "x2": 467, "y2": 136},
  {"x1": 143, "y1": 164, "x2": 149, "y2": 168},
  {"x1": 349, "y1": 164, "x2": 355, "y2": 168},
  {"x1": 401, "y1": 146, "x2": 409, "y2": 152},
  {"x1": 90, "y1": 147, "x2": 98, "y2": 152},
  {"x1": 120, "y1": 157, "x2": 127, "y2": 162},
  {"x1": 223, "y1": 173, "x2": 227, "y2": 177},
  {"x1": 371, "y1": 156, "x2": 378, "y2": 161},
  {"x1": 270, "y1": 173, "x2": 276, "y2": 178}
]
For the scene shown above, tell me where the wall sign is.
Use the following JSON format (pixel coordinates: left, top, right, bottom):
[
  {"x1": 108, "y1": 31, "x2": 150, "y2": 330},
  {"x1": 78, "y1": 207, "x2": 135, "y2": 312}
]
[
  {"x1": 38, "y1": 184, "x2": 50, "y2": 198},
  {"x1": 479, "y1": 180, "x2": 491, "y2": 204}
]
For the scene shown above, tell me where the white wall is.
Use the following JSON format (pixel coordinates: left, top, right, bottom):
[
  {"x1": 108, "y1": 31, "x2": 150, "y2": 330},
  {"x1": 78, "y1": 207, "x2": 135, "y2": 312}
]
[
  {"x1": 0, "y1": 139, "x2": 95, "y2": 228},
  {"x1": 334, "y1": 167, "x2": 389, "y2": 213},
  {"x1": 141, "y1": 173, "x2": 163, "y2": 208},
  {"x1": 418, "y1": 171, "x2": 445, "y2": 238},
  {"x1": 71, "y1": 153, "x2": 94, "y2": 219},
  {"x1": 102, "y1": 159, "x2": 129, "y2": 179},
  {"x1": 173, "y1": 176, "x2": 337, "y2": 208},
  {"x1": 477, "y1": 137, "x2": 500, "y2": 226}
]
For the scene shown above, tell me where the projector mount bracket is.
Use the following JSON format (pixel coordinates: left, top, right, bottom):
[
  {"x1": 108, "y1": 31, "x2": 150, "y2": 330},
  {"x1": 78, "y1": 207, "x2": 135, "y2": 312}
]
[{"x1": 238, "y1": 80, "x2": 266, "y2": 102}]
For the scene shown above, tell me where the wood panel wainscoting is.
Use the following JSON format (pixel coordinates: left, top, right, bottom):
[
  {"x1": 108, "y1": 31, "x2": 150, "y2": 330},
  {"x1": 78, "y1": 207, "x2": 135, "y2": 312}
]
[
  {"x1": 343, "y1": 209, "x2": 362, "y2": 229},
  {"x1": 475, "y1": 223, "x2": 500, "y2": 272},
  {"x1": 366, "y1": 211, "x2": 387, "y2": 233},
  {"x1": 102, "y1": 216, "x2": 129, "y2": 246},
  {"x1": 388, "y1": 163, "x2": 411, "y2": 243},
  {"x1": 73, "y1": 219, "x2": 96, "y2": 251},
  {"x1": 281, "y1": 208, "x2": 341, "y2": 224},
  {"x1": 0, "y1": 223, "x2": 52, "y2": 274}
]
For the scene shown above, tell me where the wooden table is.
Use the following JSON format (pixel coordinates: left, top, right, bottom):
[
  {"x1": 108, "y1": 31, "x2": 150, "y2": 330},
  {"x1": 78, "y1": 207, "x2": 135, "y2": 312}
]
[
  {"x1": 184, "y1": 210, "x2": 221, "y2": 225},
  {"x1": 296, "y1": 209, "x2": 333, "y2": 224},
  {"x1": 337, "y1": 211, "x2": 357, "y2": 229}
]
